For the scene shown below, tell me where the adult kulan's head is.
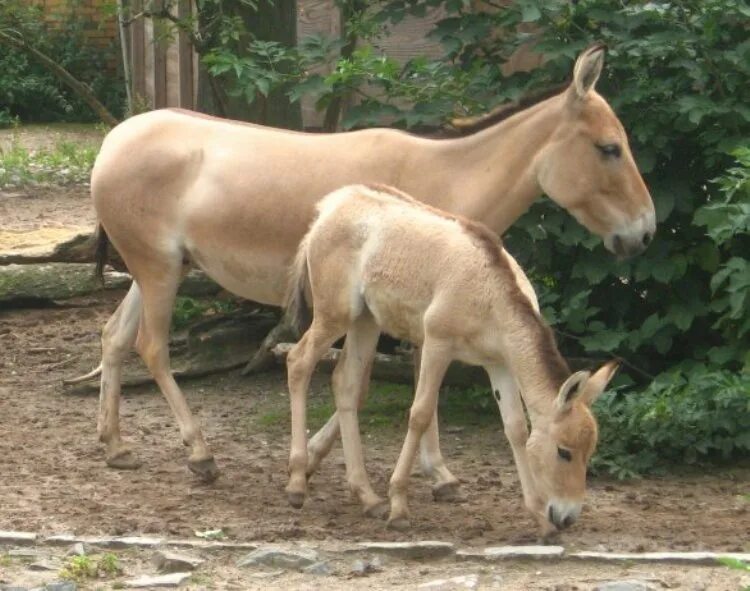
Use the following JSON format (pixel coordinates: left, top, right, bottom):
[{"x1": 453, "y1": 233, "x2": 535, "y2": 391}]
[
  {"x1": 535, "y1": 45, "x2": 656, "y2": 258},
  {"x1": 525, "y1": 361, "x2": 619, "y2": 531}
]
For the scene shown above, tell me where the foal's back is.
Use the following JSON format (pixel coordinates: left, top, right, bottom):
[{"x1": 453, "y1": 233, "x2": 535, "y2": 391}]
[{"x1": 307, "y1": 185, "x2": 526, "y2": 349}]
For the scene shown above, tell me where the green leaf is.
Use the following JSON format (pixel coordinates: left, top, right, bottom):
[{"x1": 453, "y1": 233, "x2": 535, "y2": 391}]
[{"x1": 521, "y1": 4, "x2": 542, "y2": 23}]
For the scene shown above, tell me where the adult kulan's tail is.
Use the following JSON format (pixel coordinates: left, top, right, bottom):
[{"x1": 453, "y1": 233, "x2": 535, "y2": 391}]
[
  {"x1": 93, "y1": 223, "x2": 109, "y2": 283},
  {"x1": 285, "y1": 232, "x2": 312, "y2": 335}
]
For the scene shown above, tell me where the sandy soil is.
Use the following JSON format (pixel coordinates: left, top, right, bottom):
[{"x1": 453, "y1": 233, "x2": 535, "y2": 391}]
[{"x1": 0, "y1": 290, "x2": 748, "y2": 554}]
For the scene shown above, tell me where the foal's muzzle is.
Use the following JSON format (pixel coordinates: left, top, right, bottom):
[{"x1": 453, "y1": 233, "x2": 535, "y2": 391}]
[{"x1": 547, "y1": 501, "x2": 582, "y2": 531}]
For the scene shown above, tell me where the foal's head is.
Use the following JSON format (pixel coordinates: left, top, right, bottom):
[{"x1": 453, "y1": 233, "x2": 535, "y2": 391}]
[
  {"x1": 525, "y1": 361, "x2": 618, "y2": 531},
  {"x1": 536, "y1": 45, "x2": 656, "y2": 258}
]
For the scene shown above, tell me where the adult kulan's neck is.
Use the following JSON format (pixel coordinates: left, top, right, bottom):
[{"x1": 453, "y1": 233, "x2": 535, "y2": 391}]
[{"x1": 426, "y1": 93, "x2": 565, "y2": 235}]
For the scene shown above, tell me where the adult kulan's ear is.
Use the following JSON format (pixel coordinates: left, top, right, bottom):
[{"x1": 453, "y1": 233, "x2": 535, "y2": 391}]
[
  {"x1": 556, "y1": 370, "x2": 591, "y2": 413},
  {"x1": 581, "y1": 360, "x2": 620, "y2": 406},
  {"x1": 572, "y1": 43, "x2": 606, "y2": 99}
]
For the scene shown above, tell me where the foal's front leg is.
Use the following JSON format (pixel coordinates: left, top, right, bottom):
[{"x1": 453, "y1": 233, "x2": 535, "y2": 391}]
[
  {"x1": 486, "y1": 365, "x2": 554, "y2": 536},
  {"x1": 388, "y1": 341, "x2": 451, "y2": 530}
]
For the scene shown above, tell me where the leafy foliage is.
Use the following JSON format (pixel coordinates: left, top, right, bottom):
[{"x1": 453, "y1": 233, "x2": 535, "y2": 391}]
[
  {"x1": 275, "y1": 0, "x2": 750, "y2": 476},
  {"x1": 0, "y1": 0, "x2": 124, "y2": 122},
  {"x1": 0, "y1": 138, "x2": 99, "y2": 188},
  {"x1": 592, "y1": 369, "x2": 750, "y2": 479}
]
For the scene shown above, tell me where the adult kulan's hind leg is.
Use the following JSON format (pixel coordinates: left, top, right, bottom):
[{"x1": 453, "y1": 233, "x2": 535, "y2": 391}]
[
  {"x1": 331, "y1": 317, "x2": 385, "y2": 517},
  {"x1": 134, "y1": 263, "x2": 218, "y2": 482},
  {"x1": 98, "y1": 282, "x2": 142, "y2": 469}
]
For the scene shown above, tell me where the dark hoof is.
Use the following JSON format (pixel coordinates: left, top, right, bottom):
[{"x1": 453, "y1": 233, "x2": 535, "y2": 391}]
[
  {"x1": 287, "y1": 491, "x2": 306, "y2": 509},
  {"x1": 363, "y1": 502, "x2": 389, "y2": 520},
  {"x1": 106, "y1": 450, "x2": 142, "y2": 470},
  {"x1": 188, "y1": 457, "x2": 220, "y2": 482},
  {"x1": 432, "y1": 480, "x2": 461, "y2": 503},
  {"x1": 386, "y1": 516, "x2": 411, "y2": 531}
]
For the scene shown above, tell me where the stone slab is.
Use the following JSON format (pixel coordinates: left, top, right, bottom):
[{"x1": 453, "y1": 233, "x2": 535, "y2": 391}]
[
  {"x1": 0, "y1": 531, "x2": 37, "y2": 545},
  {"x1": 357, "y1": 541, "x2": 455, "y2": 560}
]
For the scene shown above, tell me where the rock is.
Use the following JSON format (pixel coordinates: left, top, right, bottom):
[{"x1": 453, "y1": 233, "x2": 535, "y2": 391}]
[
  {"x1": 1, "y1": 586, "x2": 30, "y2": 591},
  {"x1": 350, "y1": 556, "x2": 383, "y2": 577},
  {"x1": 418, "y1": 574, "x2": 479, "y2": 590},
  {"x1": 357, "y1": 541, "x2": 455, "y2": 560},
  {"x1": 236, "y1": 546, "x2": 320, "y2": 570},
  {"x1": 593, "y1": 582, "x2": 659, "y2": 591},
  {"x1": 8, "y1": 549, "x2": 41, "y2": 558},
  {"x1": 152, "y1": 550, "x2": 204, "y2": 573},
  {"x1": 0, "y1": 531, "x2": 37, "y2": 545},
  {"x1": 65, "y1": 543, "x2": 86, "y2": 557},
  {"x1": 0, "y1": 264, "x2": 220, "y2": 307},
  {"x1": 27, "y1": 559, "x2": 60, "y2": 571},
  {"x1": 123, "y1": 572, "x2": 191, "y2": 588},
  {"x1": 457, "y1": 545, "x2": 564, "y2": 561},
  {"x1": 302, "y1": 561, "x2": 332, "y2": 576},
  {"x1": 0, "y1": 263, "x2": 130, "y2": 305},
  {"x1": 44, "y1": 582, "x2": 77, "y2": 591}
]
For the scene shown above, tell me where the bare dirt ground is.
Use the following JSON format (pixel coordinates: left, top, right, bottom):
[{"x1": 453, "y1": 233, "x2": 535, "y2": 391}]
[{"x1": 1, "y1": 181, "x2": 748, "y2": 589}]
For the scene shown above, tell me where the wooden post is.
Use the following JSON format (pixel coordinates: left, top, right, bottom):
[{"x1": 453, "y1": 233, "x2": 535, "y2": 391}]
[
  {"x1": 177, "y1": 0, "x2": 194, "y2": 109},
  {"x1": 130, "y1": 0, "x2": 146, "y2": 103},
  {"x1": 152, "y1": 0, "x2": 168, "y2": 108}
]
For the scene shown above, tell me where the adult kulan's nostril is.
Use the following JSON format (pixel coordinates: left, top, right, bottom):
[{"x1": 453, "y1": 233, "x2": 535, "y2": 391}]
[
  {"x1": 548, "y1": 505, "x2": 554, "y2": 524},
  {"x1": 613, "y1": 233, "x2": 624, "y2": 254},
  {"x1": 642, "y1": 231, "x2": 652, "y2": 246},
  {"x1": 562, "y1": 515, "x2": 574, "y2": 529}
]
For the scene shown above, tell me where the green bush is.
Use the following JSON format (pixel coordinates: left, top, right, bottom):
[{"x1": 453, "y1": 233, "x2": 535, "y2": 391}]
[{"x1": 0, "y1": 2, "x2": 124, "y2": 122}]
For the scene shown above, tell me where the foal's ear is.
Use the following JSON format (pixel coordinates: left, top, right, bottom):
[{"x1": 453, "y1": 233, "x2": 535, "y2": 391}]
[
  {"x1": 572, "y1": 43, "x2": 606, "y2": 99},
  {"x1": 581, "y1": 360, "x2": 620, "y2": 406},
  {"x1": 556, "y1": 370, "x2": 591, "y2": 413}
]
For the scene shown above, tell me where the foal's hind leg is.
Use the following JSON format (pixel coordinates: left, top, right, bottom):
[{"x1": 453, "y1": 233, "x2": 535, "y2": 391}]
[
  {"x1": 331, "y1": 317, "x2": 385, "y2": 517},
  {"x1": 133, "y1": 263, "x2": 218, "y2": 482},
  {"x1": 414, "y1": 346, "x2": 461, "y2": 501},
  {"x1": 98, "y1": 282, "x2": 142, "y2": 469}
]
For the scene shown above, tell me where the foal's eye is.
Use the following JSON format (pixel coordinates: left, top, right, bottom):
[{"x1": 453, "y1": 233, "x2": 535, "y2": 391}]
[
  {"x1": 557, "y1": 447, "x2": 572, "y2": 462},
  {"x1": 596, "y1": 143, "x2": 622, "y2": 159}
]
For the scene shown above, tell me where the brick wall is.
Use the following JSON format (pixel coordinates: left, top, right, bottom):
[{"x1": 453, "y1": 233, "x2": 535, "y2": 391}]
[{"x1": 34, "y1": 0, "x2": 118, "y2": 49}]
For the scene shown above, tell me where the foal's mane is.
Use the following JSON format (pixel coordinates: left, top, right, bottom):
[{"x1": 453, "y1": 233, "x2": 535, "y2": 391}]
[{"x1": 364, "y1": 183, "x2": 570, "y2": 389}]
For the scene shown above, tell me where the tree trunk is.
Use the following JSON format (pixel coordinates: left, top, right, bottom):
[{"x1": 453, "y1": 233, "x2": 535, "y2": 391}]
[{"x1": 0, "y1": 31, "x2": 119, "y2": 127}]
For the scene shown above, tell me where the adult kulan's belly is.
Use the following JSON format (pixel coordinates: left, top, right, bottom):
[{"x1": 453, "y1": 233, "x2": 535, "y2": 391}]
[{"x1": 187, "y1": 243, "x2": 291, "y2": 306}]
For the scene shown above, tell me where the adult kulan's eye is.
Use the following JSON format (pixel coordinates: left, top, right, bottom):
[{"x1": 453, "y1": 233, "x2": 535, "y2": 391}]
[
  {"x1": 557, "y1": 447, "x2": 572, "y2": 462},
  {"x1": 596, "y1": 143, "x2": 621, "y2": 158}
]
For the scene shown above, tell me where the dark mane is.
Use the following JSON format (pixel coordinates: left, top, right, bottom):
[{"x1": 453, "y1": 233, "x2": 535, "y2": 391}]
[{"x1": 438, "y1": 82, "x2": 570, "y2": 138}]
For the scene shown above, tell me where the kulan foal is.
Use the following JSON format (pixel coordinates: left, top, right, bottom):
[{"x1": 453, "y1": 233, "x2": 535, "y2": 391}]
[{"x1": 285, "y1": 184, "x2": 618, "y2": 535}]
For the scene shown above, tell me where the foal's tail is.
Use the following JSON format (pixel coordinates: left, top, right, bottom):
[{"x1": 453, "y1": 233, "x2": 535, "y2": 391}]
[
  {"x1": 285, "y1": 232, "x2": 313, "y2": 335},
  {"x1": 93, "y1": 223, "x2": 110, "y2": 283}
]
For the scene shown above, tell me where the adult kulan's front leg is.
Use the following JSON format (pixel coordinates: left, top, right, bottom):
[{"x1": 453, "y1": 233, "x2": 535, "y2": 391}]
[{"x1": 388, "y1": 341, "x2": 451, "y2": 530}]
